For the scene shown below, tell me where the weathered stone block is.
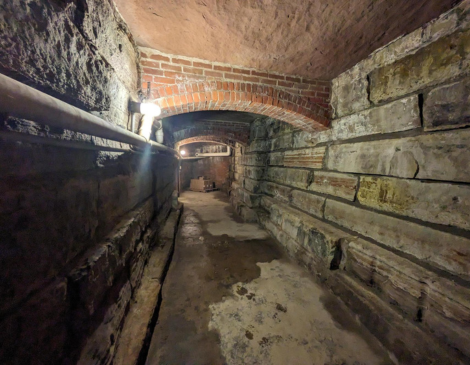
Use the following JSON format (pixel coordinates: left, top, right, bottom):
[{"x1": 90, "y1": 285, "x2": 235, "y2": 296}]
[
  {"x1": 424, "y1": 77, "x2": 470, "y2": 131},
  {"x1": 240, "y1": 189, "x2": 260, "y2": 208},
  {"x1": 331, "y1": 66, "x2": 370, "y2": 118},
  {"x1": 243, "y1": 177, "x2": 261, "y2": 193},
  {"x1": 99, "y1": 168, "x2": 153, "y2": 228},
  {"x1": 325, "y1": 199, "x2": 470, "y2": 279},
  {"x1": 264, "y1": 198, "x2": 350, "y2": 268},
  {"x1": 291, "y1": 190, "x2": 325, "y2": 218},
  {"x1": 243, "y1": 166, "x2": 265, "y2": 180},
  {"x1": 271, "y1": 134, "x2": 293, "y2": 151},
  {"x1": 268, "y1": 151, "x2": 284, "y2": 166},
  {"x1": 358, "y1": 176, "x2": 470, "y2": 231},
  {"x1": 250, "y1": 119, "x2": 268, "y2": 140},
  {"x1": 327, "y1": 129, "x2": 470, "y2": 182},
  {"x1": 247, "y1": 139, "x2": 270, "y2": 152},
  {"x1": 260, "y1": 181, "x2": 292, "y2": 203},
  {"x1": 0, "y1": 279, "x2": 68, "y2": 364},
  {"x1": 308, "y1": 171, "x2": 358, "y2": 201},
  {"x1": 346, "y1": 238, "x2": 470, "y2": 358},
  {"x1": 331, "y1": 95, "x2": 420, "y2": 140},
  {"x1": 369, "y1": 29, "x2": 470, "y2": 103},
  {"x1": 70, "y1": 199, "x2": 153, "y2": 315},
  {"x1": 328, "y1": 271, "x2": 462, "y2": 364},
  {"x1": 283, "y1": 146, "x2": 326, "y2": 168},
  {"x1": 242, "y1": 154, "x2": 267, "y2": 166},
  {"x1": 293, "y1": 130, "x2": 332, "y2": 148},
  {"x1": 78, "y1": 282, "x2": 132, "y2": 365},
  {"x1": 266, "y1": 167, "x2": 313, "y2": 189}
]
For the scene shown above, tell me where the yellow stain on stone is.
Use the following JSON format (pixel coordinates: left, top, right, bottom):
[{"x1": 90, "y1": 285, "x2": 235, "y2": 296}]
[{"x1": 358, "y1": 176, "x2": 417, "y2": 213}]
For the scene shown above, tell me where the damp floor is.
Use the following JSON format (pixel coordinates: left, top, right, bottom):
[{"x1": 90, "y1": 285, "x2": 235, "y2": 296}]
[{"x1": 145, "y1": 191, "x2": 393, "y2": 365}]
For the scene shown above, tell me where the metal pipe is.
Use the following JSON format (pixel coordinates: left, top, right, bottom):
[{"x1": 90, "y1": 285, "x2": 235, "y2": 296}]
[
  {"x1": 0, "y1": 130, "x2": 134, "y2": 153},
  {"x1": 0, "y1": 73, "x2": 179, "y2": 158},
  {"x1": 194, "y1": 147, "x2": 231, "y2": 157},
  {"x1": 130, "y1": 113, "x2": 136, "y2": 133}
]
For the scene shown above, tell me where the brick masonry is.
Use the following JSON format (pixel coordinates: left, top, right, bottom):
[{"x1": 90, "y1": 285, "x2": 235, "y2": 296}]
[{"x1": 140, "y1": 48, "x2": 331, "y2": 132}]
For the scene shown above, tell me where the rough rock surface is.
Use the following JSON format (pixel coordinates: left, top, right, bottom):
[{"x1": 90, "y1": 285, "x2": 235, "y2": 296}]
[{"x1": 114, "y1": 0, "x2": 456, "y2": 79}]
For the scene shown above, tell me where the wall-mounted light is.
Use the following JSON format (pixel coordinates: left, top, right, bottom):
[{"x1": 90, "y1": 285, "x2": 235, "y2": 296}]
[
  {"x1": 180, "y1": 150, "x2": 186, "y2": 155},
  {"x1": 129, "y1": 101, "x2": 161, "y2": 117}
]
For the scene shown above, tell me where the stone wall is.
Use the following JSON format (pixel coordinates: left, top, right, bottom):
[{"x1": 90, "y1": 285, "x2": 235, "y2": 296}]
[
  {"x1": 0, "y1": 1, "x2": 178, "y2": 364},
  {"x1": 231, "y1": 2, "x2": 470, "y2": 363}
]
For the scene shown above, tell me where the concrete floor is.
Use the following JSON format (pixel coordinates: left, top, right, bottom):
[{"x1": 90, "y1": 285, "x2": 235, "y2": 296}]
[{"x1": 146, "y1": 191, "x2": 392, "y2": 365}]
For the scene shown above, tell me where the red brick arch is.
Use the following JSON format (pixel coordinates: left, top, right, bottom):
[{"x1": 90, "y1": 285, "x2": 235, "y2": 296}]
[
  {"x1": 175, "y1": 135, "x2": 246, "y2": 150},
  {"x1": 150, "y1": 81, "x2": 330, "y2": 133}
]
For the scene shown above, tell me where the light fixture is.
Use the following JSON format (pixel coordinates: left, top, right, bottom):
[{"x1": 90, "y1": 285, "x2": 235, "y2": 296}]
[
  {"x1": 129, "y1": 101, "x2": 161, "y2": 117},
  {"x1": 180, "y1": 150, "x2": 186, "y2": 155},
  {"x1": 140, "y1": 103, "x2": 161, "y2": 116}
]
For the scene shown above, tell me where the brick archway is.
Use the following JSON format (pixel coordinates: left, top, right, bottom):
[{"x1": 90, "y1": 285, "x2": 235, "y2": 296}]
[
  {"x1": 150, "y1": 81, "x2": 329, "y2": 133},
  {"x1": 175, "y1": 135, "x2": 246, "y2": 150}
]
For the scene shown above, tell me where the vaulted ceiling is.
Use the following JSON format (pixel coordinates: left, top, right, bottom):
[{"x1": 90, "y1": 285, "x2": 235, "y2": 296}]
[{"x1": 114, "y1": 0, "x2": 458, "y2": 80}]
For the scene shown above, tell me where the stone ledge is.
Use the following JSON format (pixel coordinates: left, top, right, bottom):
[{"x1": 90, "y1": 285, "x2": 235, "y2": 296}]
[
  {"x1": 344, "y1": 238, "x2": 470, "y2": 359},
  {"x1": 112, "y1": 205, "x2": 183, "y2": 365},
  {"x1": 327, "y1": 271, "x2": 465, "y2": 364}
]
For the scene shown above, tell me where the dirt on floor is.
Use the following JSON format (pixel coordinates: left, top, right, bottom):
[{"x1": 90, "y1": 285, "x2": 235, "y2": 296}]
[{"x1": 145, "y1": 191, "x2": 393, "y2": 365}]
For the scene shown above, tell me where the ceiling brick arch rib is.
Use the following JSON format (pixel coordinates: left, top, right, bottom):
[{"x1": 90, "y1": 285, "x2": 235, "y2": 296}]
[
  {"x1": 140, "y1": 50, "x2": 331, "y2": 132},
  {"x1": 151, "y1": 81, "x2": 329, "y2": 132},
  {"x1": 174, "y1": 135, "x2": 245, "y2": 150}
]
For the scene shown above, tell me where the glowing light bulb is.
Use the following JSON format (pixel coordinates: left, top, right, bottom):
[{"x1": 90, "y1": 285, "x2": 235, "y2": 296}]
[
  {"x1": 139, "y1": 103, "x2": 161, "y2": 117},
  {"x1": 180, "y1": 150, "x2": 186, "y2": 155}
]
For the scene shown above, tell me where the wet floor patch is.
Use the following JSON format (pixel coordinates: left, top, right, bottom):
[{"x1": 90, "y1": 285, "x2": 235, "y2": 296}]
[
  {"x1": 209, "y1": 260, "x2": 393, "y2": 365},
  {"x1": 146, "y1": 191, "x2": 392, "y2": 365},
  {"x1": 145, "y1": 193, "x2": 282, "y2": 365}
]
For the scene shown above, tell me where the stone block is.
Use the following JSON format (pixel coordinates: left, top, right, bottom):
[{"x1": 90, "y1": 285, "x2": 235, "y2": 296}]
[
  {"x1": 369, "y1": 29, "x2": 470, "y2": 103},
  {"x1": 268, "y1": 152, "x2": 284, "y2": 166},
  {"x1": 331, "y1": 65, "x2": 370, "y2": 118},
  {"x1": 243, "y1": 177, "x2": 261, "y2": 193},
  {"x1": 260, "y1": 181, "x2": 292, "y2": 203},
  {"x1": 99, "y1": 168, "x2": 153, "y2": 228},
  {"x1": 0, "y1": 175, "x2": 98, "y2": 313},
  {"x1": 331, "y1": 95, "x2": 420, "y2": 140},
  {"x1": 240, "y1": 189, "x2": 260, "y2": 208},
  {"x1": 284, "y1": 146, "x2": 326, "y2": 168},
  {"x1": 243, "y1": 166, "x2": 265, "y2": 180},
  {"x1": 291, "y1": 190, "x2": 325, "y2": 218},
  {"x1": 242, "y1": 154, "x2": 267, "y2": 166},
  {"x1": 250, "y1": 120, "x2": 268, "y2": 140},
  {"x1": 327, "y1": 129, "x2": 470, "y2": 182},
  {"x1": 78, "y1": 282, "x2": 132, "y2": 365},
  {"x1": 271, "y1": 133, "x2": 293, "y2": 151},
  {"x1": 0, "y1": 279, "x2": 68, "y2": 364},
  {"x1": 358, "y1": 176, "x2": 470, "y2": 231},
  {"x1": 328, "y1": 271, "x2": 462, "y2": 364},
  {"x1": 325, "y1": 199, "x2": 470, "y2": 279},
  {"x1": 247, "y1": 139, "x2": 270, "y2": 152},
  {"x1": 238, "y1": 205, "x2": 259, "y2": 223},
  {"x1": 69, "y1": 199, "x2": 153, "y2": 315},
  {"x1": 346, "y1": 238, "x2": 470, "y2": 358},
  {"x1": 285, "y1": 168, "x2": 313, "y2": 189},
  {"x1": 308, "y1": 171, "x2": 358, "y2": 201},
  {"x1": 424, "y1": 77, "x2": 470, "y2": 131},
  {"x1": 293, "y1": 130, "x2": 332, "y2": 148},
  {"x1": 264, "y1": 198, "x2": 350, "y2": 268}
]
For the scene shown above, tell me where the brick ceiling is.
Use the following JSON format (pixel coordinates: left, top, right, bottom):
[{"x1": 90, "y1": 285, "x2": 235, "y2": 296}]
[{"x1": 114, "y1": 0, "x2": 458, "y2": 80}]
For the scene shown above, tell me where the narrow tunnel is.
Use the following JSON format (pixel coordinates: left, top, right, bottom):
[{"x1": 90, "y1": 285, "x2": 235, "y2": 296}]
[{"x1": 1, "y1": 1, "x2": 470, "y2": 364}]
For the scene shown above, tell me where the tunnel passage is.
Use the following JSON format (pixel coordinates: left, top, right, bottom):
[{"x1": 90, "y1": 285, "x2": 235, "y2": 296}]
[{"x1": 1, "y1": 0, "x2": 470, "y2": 364}]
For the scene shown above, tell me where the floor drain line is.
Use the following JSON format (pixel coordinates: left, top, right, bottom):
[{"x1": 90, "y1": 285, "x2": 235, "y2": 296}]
[{"x1": 136, "y1": 213, "x2": 182, "y2": 365}]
